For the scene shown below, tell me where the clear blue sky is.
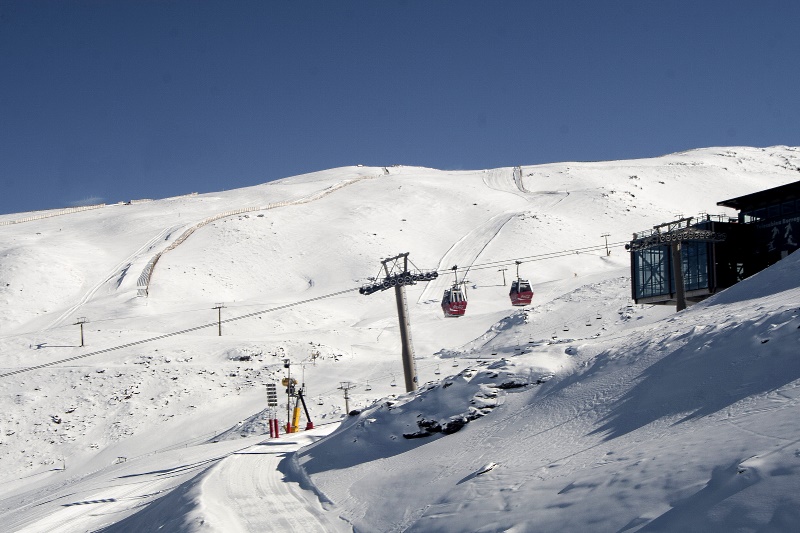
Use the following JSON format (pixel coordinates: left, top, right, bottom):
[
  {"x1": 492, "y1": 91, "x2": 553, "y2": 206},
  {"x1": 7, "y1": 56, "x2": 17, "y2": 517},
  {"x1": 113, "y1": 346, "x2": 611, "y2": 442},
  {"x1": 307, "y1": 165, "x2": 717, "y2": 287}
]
[{"x1": 1, "y1": 0, "x2": 799, "y2": 215}]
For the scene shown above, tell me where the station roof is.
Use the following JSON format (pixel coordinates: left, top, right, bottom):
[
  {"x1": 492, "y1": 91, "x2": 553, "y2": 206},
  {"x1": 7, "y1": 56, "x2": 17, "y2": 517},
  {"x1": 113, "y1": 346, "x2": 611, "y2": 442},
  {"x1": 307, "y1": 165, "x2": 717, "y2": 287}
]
[{"x1": 717, "y1": 180, "x2": 800, "y2": 211}]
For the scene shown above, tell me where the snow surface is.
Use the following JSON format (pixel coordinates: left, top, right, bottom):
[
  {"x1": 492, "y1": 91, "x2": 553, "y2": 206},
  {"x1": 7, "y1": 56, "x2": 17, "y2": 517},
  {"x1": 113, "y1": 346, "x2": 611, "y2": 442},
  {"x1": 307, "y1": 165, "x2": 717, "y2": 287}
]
[{"x1": 1, "y1": 147, "x2": 800, "y2": 531}]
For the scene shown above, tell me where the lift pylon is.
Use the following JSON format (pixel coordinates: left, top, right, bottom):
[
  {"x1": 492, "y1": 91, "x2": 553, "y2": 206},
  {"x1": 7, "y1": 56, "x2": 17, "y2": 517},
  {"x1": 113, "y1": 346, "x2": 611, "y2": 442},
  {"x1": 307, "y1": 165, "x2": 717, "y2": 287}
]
[{"x1": 359, "y1": 253, "x2": 438, "y2": 392}]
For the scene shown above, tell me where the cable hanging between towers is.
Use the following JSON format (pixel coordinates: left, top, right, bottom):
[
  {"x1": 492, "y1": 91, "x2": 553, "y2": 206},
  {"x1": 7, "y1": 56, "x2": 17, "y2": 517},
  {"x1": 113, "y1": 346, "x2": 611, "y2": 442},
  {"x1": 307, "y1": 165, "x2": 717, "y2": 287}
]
[
  {"x1": 433, "y1": 241, "x2": 629, "y2": 277},
  {"x1": 0, "y1": 288, "x2": 358, "y2": 379},
  {"x1": 0, "y1": 239, "x2": 628, "y2": 378}
]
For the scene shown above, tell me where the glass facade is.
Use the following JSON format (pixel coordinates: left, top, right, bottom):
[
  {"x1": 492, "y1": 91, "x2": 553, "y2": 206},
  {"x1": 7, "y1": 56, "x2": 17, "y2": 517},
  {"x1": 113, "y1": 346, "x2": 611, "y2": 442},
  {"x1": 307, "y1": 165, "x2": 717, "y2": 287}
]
[
  {"x1": 633, "y1": 246, "x2": 670, "y2": 299},
  {"x1": 632, "y1": 242, "x2": 711, "y2": 300},
  {"x1": 682, "y1": 242, "x2": 709, "y2": 291},
  {"x1": 741, "y1": 199, "x2": 800, "y2": 223}
]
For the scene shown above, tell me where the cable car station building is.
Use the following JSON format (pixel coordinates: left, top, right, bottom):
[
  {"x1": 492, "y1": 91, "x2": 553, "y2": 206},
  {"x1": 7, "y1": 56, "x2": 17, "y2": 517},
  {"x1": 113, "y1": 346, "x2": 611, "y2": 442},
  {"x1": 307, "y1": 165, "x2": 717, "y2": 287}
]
[{"x1": 628, "y1": 180, "x2": 800, "y2": 308}]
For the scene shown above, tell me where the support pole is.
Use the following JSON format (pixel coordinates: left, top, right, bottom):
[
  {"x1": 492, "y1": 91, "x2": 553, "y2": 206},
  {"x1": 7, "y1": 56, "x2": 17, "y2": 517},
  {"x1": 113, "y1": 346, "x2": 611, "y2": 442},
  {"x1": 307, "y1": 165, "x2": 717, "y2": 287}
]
[
  {"x1": 601, "y1": 233, "x2": 611, "y2": 256},
  {"x1": 213, "y1": 303, "x2": 225, "y2": 336},
  {"x1": 74, "y1": 317, "x2": 88, "y2": 347},
  {"x1": 298, "y1": 390, "x2": 314, "y2": 430},
  {"x1": 292, "y1": 396, "x2": 302, "y2": 432},
  {"x1": 498, "y1": 268, "x2": 507, "y2": 286},
  {"x1": 362, "y1": 253, "x2": 435, "y2": 394},
  {"x1": 394, "y1": 283, "x2": 418, "y2": 392},
  {"x1": 284, "y1": 359, "x2": 294, "y2": 433},
  {"x1": 671, "y1": 242, "x2": 687, "y2": 311},
  {"x1": 339, "y1": 382, "x2": 353, "y2": 414}
]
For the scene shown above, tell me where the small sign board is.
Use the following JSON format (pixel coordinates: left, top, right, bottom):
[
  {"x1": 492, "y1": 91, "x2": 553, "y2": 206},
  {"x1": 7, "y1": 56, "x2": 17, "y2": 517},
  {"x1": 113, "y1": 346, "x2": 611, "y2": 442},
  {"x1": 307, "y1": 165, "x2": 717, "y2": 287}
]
[{"x1": 266, "y1": 383, "x2": 278, "y2": 407}]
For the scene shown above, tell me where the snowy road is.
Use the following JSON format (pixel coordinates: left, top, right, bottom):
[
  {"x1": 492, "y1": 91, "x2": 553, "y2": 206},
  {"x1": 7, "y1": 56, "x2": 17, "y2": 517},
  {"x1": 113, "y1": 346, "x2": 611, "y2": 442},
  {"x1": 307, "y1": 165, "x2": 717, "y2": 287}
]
[
  {"x1": 198, "y1": 433, "x2": 349, "y2": 532},
  {"x1": 2, "y1": 428, "x2": 348, "y2": 533},
  {"x1": 2, "y1": 439, "x2": 252, "y2": 533}
]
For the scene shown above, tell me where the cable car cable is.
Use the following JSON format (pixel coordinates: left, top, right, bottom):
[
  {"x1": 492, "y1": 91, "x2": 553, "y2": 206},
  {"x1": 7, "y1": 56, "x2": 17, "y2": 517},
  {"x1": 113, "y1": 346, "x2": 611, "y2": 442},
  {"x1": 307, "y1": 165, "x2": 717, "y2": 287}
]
[
  {"x1": 0, "y1": 287, "x2": 359, "y2": 379},
  {"x1": 2, "y1": 240, "x2": 629, "y2": 377}
]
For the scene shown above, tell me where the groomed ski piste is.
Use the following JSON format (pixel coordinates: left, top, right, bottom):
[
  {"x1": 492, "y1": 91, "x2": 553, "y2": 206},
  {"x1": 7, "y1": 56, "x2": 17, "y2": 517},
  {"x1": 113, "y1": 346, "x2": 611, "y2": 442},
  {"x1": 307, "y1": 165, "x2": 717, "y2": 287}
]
[{"x1": 1, "y1": 146, "x2": 799, "y2": 532}]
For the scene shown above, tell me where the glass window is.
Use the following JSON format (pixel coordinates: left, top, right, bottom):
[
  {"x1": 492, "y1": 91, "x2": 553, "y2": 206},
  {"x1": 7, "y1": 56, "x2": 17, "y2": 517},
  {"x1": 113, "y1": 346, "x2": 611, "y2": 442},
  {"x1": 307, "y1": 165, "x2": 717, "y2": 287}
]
[
  {"x1": 768, "y1": 205, "x2": 781, "y2": 218},
  {"x1": 634, "y1": 246, "x2": 671, "y2": 299},
  {"x1": 681, "y1": 242, "x2": 709, "y2": 291},
  {"x1": 782, "y1": 201, "x2": 795, "y2": 215}
]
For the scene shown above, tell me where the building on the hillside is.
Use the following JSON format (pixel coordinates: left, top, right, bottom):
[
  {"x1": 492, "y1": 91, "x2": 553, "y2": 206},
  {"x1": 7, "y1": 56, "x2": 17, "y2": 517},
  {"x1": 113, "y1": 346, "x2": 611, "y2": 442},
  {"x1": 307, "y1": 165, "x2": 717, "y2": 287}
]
[
  {"x1": 627, "y1": 180, "x2": 800, "y2": 308},
  {"x1": 717, "y1": 180, "x2": 800, "y2": 268}
]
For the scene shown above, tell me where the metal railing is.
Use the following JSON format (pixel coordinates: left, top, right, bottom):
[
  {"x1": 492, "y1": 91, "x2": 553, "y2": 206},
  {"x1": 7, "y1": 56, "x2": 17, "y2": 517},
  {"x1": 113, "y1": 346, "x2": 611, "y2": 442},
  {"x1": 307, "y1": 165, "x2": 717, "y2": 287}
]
[{"x1": 632, "y1": 213, "x2": 736, "y2": 240}]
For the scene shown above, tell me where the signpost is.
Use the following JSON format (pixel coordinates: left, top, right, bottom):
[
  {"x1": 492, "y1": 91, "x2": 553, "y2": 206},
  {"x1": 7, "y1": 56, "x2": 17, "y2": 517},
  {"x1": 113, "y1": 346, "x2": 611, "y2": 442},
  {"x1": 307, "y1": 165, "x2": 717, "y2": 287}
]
[{"x1": 266, "y1": 383, "x2": 279, "y2": 438}]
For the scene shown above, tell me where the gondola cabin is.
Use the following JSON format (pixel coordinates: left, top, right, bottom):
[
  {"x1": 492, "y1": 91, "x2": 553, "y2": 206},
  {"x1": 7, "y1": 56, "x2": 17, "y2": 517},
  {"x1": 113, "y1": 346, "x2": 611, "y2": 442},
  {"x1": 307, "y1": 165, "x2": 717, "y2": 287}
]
[
  {"x1": 509, "y1": 279, "x2": 533, "y2": 306},
  {"x1": 442, "y1": 286, "x2": 467, "y2": 317}
]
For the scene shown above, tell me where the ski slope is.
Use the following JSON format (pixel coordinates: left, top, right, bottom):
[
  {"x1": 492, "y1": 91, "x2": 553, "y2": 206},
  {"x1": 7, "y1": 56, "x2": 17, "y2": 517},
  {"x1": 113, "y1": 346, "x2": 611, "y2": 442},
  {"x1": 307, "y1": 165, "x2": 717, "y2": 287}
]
[
  {"x1": 1, "y1": 146, "x2": 800, "y2": 531},
  {"x1": 299, "y1": 251, "x2": 800, "y2": 531}
]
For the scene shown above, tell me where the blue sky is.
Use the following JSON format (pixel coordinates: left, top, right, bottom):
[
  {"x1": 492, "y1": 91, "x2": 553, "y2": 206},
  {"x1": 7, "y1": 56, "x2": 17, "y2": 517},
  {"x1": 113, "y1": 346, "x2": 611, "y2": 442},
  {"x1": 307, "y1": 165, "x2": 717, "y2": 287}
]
[{"x1": 1, "y1": 1, "x2": 799, "y2": 215}]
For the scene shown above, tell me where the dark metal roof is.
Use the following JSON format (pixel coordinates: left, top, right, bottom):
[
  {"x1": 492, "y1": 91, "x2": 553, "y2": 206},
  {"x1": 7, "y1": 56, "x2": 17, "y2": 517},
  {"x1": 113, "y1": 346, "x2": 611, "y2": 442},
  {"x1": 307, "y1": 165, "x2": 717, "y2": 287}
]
[{"x1": 717, "y1": 180, "x2": 800, "y2": 211}]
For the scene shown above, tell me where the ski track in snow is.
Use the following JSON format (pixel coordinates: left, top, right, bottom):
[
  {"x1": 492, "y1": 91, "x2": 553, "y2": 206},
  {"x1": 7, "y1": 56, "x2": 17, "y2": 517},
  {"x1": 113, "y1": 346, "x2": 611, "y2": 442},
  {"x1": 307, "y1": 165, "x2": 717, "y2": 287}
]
[
  {"x1": 139, "y1": 173, "x2": 378, "y2": 296},
  {"x1": 481, "y1": 167, "x2": 527, "y2": 197},
  {"x1": 46, "y1": 173, "x2": 377, "y2": 331},
  {"x1": 46, "y1": 224, "x2": 186, "y2": 330},
  {"x1": 419, "y1": 211, "x2": 521, "y2": 302},
  {"x1": 420, "y1": 166, "x2": 540, "y2": 303},
  {"x1": 418, "y1": 172, "x2": 573, "y2": 305}
]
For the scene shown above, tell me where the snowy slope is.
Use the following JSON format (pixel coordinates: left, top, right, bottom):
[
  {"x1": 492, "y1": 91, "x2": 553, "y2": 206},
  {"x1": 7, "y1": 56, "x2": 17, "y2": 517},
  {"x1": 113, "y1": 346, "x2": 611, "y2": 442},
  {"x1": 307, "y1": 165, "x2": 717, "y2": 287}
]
[
  {"x1": 297, "y1": 250, "x2": 800, "y2": 532},
  {"x1": 1, "y1": 146, "x2": 799, "y2": 532}
]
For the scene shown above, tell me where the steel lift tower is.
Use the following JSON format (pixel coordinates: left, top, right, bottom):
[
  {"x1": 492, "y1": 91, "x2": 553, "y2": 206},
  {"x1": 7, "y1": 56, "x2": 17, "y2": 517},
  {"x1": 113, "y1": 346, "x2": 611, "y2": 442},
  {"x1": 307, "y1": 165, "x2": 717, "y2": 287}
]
[{"x1": 359, "y1": 253, "x2": 438, "y2": 392}]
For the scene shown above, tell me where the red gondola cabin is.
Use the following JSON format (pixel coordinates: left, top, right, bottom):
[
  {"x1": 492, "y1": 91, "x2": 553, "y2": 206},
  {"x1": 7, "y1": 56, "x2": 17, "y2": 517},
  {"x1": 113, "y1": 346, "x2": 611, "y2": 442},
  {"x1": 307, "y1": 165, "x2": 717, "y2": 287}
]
[
  {"x1": 509, "y1": 279, "x2": 533, "y2": 306},
  {"x1": 442, "y1": 286, "x2": 467, "y2": 317}
]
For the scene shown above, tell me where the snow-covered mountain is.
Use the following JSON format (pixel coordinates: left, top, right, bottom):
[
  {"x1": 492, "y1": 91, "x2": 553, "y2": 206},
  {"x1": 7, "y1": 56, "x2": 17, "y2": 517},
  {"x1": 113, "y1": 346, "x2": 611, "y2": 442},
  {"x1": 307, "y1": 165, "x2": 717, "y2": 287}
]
[{"x1": 1, "y1": 146, "x2": 799, "y2": 532}]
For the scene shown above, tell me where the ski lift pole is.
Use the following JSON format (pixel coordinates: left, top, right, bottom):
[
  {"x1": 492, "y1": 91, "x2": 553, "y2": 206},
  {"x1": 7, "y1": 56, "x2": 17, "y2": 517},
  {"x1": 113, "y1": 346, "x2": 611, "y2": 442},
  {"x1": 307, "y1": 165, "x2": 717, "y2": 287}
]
[
  {"x1": 393, "y1": 282, "x2": 418, "y2": 392},
  {"x1": 74, "y1": 317, "x2": 88, "y2": 347},
  {"x1": 292, "y1": 395, "x2": 302, "y2": 432},
  {"x1": 601, "y1": 233, "x2": 611, "y2": 256},
  {"x1": 339, "y1": 381, "x2": 354, "y2": 414},
  {"x1": 384, "y1": 255, "x2": 418, "y2": 392},
  {"x1": 360, "y1": 253, "x2": 437, "y2": 393},
  {"x1": 298, "y1": 389, "x2": 314, "y2": 430},
  {"x1": 283, "y1": 359, "x2": 294, "y2": 433}
]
